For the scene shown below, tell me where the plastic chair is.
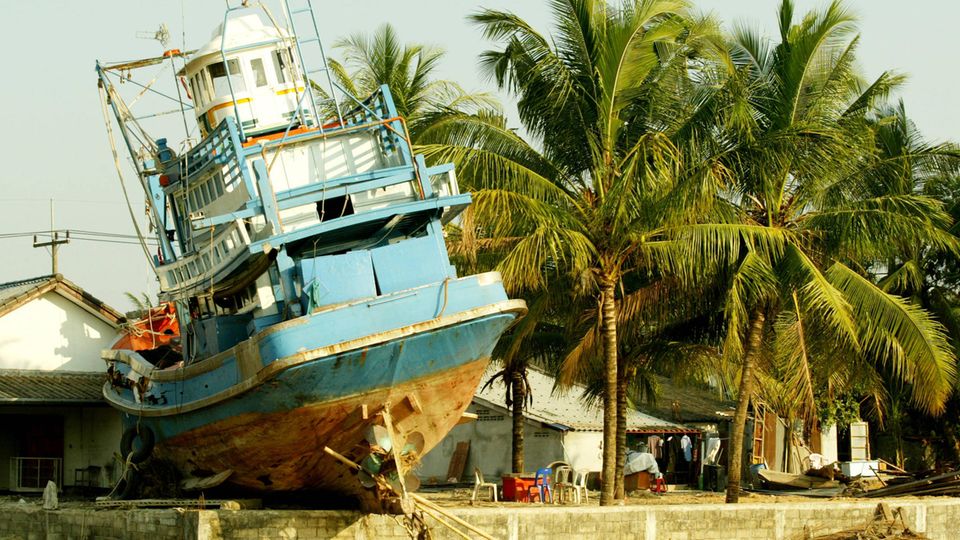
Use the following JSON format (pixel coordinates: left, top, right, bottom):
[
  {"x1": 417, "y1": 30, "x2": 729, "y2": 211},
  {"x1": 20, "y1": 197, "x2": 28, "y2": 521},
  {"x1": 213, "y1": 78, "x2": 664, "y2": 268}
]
[
  {"x1": 571, "y1": 469, "x2": 589, "y2": 504},
  {"x1": 554, "y1": 466, "x2": 575, "y2": 503},
  {"x1": 472, "y1": 467, "x2": 498, "y2": 502},
  {"x1": 527, "y1": 467, "x2": 553, "y2": 503},
  {"x1": 651, "y1": 474, "x2": 666, "y2": 494}
]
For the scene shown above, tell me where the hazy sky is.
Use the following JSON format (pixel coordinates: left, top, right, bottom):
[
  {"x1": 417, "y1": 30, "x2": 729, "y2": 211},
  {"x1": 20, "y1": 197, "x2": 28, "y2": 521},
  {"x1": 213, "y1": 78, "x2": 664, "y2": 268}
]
[{"x1": 0, "y1": 1, "x2": 955, "y2": 311}]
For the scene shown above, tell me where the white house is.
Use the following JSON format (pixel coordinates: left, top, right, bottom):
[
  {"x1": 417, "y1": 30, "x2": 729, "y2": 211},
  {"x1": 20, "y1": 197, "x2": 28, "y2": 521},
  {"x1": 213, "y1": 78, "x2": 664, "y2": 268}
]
[
  {"x1": 0, "y1": 274, "x2": 125, "y2": 492},
  {"x1": 417, "y1": 365, "x2": 696, "y2": 485}
]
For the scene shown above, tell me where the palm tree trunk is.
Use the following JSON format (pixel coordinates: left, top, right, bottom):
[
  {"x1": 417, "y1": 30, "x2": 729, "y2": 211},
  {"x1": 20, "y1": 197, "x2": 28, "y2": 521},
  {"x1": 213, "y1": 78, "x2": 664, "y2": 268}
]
[
  {"x1": 614, "y1": 368, "x2": 628, "y2": 499},
  {"x1": 511, "y1": 369, "x2": 525, "y2": 473},
  {"x1": 600, "y1": 279, "x2": 619, "y2": 506},
  {"x1": 725, "y1": 310, "x2": 766, "y2": 504}
]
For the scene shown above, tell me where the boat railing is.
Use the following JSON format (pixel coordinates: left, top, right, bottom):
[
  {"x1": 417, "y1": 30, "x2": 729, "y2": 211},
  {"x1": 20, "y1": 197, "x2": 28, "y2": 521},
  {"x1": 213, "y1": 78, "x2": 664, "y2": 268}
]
[{"x1": 180, "y1": 117, "x2": 253, "y2": 190}]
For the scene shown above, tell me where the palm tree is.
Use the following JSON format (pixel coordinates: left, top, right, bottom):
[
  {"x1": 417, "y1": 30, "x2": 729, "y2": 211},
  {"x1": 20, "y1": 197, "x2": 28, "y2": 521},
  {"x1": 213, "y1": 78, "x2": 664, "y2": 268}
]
[
  {"x1": 419, "y1": 0, "x2": 731, "y2": 504},
  {"x1": 479, "y1": 290, "x2": 567, "y2": 473},
  {"x1": 714, "y1": 0, "x2": 959, "y2": 502},
  {"x1": 322, "y1": 23, "x2": 498, "y2": 140}
]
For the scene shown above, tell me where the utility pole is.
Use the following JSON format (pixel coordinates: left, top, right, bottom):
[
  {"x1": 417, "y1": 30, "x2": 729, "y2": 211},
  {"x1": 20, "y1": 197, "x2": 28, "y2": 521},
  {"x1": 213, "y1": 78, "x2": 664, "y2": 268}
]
[{"x1": 32, "y1": 199, "x2": 70, "y2": 274}]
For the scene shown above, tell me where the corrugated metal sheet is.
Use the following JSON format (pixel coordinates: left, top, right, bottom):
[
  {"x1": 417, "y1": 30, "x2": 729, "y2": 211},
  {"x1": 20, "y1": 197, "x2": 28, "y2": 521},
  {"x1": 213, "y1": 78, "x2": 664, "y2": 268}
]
[
  {"x1": 475, "y1": 365, "x2": 692, "y2": 433},
  {"x1": 0, "y1": 370, "x2": 105, "y2": 403}
]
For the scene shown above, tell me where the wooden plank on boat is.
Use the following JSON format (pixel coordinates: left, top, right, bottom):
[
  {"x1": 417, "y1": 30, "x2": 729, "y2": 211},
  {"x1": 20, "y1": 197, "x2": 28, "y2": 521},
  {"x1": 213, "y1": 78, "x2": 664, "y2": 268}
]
[
  {"x1": 95, "y1": 498, "x2": 261, "y2": 509},
  {"x1": 446, "y1": 441, "x2": 470, "y2": 483},
  {"x1": 180, "y1": 469, "x2": 233, "y2": 491},
  {"x1": 457, "y1": 411, "x2": 478, "y2": 425}
]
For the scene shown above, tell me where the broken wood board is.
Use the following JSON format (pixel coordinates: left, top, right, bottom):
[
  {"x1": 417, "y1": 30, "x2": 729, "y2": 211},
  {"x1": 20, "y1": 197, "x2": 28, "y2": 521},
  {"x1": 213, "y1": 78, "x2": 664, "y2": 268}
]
[
  {"x1": 446, "y1": 441, "x2": 470, "y2": 483},
  {"x1": 180, "y1": 469, "x2": 233, "y2": 491},
  {"x1": 759, "y1": 469, "x2": 839, "y2": 489}
]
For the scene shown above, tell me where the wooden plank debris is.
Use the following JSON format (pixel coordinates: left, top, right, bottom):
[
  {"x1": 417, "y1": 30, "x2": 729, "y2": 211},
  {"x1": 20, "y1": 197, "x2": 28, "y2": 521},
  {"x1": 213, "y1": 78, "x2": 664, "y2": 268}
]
[
  {"x1": 859, "y1": 469, "x2": 960, "y2": 498},
  {"x1": 446, "y1": 441, "x2": 470, "y2": 483}
]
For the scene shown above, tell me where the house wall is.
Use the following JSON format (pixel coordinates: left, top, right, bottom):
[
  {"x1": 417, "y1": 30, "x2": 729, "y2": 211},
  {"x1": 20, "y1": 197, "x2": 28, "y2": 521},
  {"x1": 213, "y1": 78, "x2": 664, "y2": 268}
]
[
  {"x1": 0, "y1": 292, "x2": 119, "y2": 372},
  {"x1": 561, "y1": 431, "x2": 603, "y2": 473},
  {"x1": 417, "y1": 402, "x2": 564, "y2": 483},
  {"x1": 0, "y1": 405, "x2": 121, "y2": 490}
]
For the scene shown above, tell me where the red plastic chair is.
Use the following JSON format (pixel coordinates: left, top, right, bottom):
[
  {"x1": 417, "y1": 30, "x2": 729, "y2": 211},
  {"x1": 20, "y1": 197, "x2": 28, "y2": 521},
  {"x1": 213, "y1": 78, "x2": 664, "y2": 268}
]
[
  {"x1": 651, "y1": 475, "x2": 666, "y2": 494},
  {"x1": 527, "y1": 467, "x2": 553, "y2": 503}
]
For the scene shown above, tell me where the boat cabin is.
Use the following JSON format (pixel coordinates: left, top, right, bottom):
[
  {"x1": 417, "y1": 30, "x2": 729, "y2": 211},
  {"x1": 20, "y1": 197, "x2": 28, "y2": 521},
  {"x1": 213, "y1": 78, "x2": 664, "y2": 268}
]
[{"x1": 181, "y1": 13, "x2": 311, "y2": 138}]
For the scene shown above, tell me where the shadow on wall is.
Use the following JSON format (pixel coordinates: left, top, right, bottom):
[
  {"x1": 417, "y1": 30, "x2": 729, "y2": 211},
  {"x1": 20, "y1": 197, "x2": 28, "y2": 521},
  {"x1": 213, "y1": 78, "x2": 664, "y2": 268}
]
[{"x1": 52, "y1": 294, "x2": 115, "y2": 372}]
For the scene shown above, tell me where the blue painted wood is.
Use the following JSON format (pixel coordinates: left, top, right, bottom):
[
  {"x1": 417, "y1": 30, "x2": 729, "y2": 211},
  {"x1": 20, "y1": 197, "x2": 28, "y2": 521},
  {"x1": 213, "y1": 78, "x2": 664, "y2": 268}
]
[
  {"x1": 245, "y1": 194, "x2": 472, "y2": 253},
  {"x1": 117, "y1": 311, "x2": 516, "y2": 441},
  {"x1": 101, "y1": 37, "x2": 523, "y2": 498},
  {"x1": 300, "y1": 250, "x2": 377, "y2": 310},
  {"x1": 370, "y1": 236, "x2": 451, "y2": 294}
]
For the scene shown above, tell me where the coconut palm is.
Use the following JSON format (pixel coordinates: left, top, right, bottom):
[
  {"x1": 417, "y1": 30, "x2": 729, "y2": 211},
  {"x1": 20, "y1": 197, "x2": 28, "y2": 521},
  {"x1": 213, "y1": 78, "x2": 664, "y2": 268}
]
[
  {"x1": 419, "y1": 0, "x2": 733, "y2": 504},
  {"x1": 715, "y1": 0, "x2": 959, "y2": 502},
  {"x1": 321, "y1": 23, "x2": 498, "y2": 140}
]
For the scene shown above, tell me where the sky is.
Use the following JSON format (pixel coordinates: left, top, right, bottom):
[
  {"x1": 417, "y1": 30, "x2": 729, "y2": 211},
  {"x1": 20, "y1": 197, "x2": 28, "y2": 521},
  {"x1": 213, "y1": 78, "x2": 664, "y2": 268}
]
[{"x1": 0, "y1": 0, "x2": 956, "y2": 311}]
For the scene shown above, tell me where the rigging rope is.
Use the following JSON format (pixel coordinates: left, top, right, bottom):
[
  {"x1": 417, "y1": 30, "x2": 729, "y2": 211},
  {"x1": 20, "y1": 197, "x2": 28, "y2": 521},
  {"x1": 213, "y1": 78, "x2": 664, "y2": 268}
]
[{"x1": 98, "y1": 84, "x2": 156, "y2": 267}]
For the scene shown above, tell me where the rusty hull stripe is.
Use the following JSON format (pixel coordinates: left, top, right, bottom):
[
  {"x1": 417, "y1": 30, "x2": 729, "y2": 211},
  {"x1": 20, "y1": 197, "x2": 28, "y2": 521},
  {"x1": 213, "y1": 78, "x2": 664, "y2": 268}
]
[{"x1": 103, "y1": 299, "x2": 526, "y2": 417}]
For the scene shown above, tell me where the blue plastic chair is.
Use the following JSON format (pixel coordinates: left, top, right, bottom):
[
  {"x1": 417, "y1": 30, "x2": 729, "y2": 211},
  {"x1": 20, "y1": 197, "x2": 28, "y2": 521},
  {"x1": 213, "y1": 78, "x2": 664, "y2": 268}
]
[{"x1": 527, "y1": 467, "x2": 553, "y2": 503}]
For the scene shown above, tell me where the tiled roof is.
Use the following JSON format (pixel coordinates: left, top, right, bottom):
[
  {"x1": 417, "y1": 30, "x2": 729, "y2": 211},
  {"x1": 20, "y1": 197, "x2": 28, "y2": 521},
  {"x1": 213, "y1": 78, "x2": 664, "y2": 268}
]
[
  {"x1": 0, "y1": 275, "x2": 57, "y2": 304},
  {"x1": 475, "y1": 365, "x2": 693, "y2": 433},
  {"x1": 0, "y1": 370, "x2": 105, "y2": 403},
  {"x1": 635, "y1": 376, "x2": 736, "y2": 423},
  {"x1": 0, "y1": 274, "x2": 124, "y2": 323}
]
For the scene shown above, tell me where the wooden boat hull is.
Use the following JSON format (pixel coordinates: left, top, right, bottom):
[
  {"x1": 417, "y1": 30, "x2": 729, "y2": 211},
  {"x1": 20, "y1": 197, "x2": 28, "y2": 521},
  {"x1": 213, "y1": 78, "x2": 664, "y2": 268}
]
[
  {"x1": 158, "y1": 355, "x2": 490, "y2": 494},
  {"x1": 104, "y1": 288, "x2": 523, "y2": 501}
]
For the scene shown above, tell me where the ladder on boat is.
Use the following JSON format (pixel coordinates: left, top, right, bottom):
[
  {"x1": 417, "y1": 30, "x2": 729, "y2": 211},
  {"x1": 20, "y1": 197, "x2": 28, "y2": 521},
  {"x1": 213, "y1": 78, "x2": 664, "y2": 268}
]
[{"x1": 282, "y1": 0, "x2": 344, "y2": 129}]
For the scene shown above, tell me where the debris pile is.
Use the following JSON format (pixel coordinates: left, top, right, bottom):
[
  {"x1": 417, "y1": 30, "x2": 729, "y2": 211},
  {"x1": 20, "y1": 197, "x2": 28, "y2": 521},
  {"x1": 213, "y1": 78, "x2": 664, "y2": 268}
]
[
  {"x1": 813, "y1": 503, "x2": 928, "y2": 540},
  {"x1": 859, "y1": 470, "x2": 960, "y2": 498}
]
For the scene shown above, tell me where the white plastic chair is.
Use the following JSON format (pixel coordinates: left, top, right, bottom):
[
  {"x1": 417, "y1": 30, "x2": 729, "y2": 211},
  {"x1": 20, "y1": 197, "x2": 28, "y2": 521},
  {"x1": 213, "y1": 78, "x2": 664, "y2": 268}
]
[
  {"x1": 554, "y1": 466, "x2": 575, "y2": 503},
  {"x1": 471, "y1": 467, "x2": 498, "y2": 502},
  {"x1": 571, "y1": 469, "x2": 589, "y2": 504}
]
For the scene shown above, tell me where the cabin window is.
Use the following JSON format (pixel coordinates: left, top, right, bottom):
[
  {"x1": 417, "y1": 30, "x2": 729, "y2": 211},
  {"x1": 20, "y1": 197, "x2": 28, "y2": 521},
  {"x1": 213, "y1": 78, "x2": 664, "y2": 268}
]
[
  {"x1": 250, "y1": 58, "x2": 268, "y2": 87},
  {"x1": 193, "y1": 72, "x2": 210, "y2": 103},
  {"x1": 188, "y1": 76, "x2": 200, "y2": 104},
  {"x1": 201, "y1": 69, "x2": 214, "y2": 99},
  {"x1": 209, "y1": 59, "x2": 245, "y2": 96},
  {"x1": 272, "y1": 49, "x2": 291, "y2": 83}
]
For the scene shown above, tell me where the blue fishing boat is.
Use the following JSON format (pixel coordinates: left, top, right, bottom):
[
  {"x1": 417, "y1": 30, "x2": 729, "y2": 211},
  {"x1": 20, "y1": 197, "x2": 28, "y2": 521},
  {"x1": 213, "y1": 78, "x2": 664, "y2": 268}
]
[{"x1": 95, "y1": 1, "x2": 524, "y2": 508}]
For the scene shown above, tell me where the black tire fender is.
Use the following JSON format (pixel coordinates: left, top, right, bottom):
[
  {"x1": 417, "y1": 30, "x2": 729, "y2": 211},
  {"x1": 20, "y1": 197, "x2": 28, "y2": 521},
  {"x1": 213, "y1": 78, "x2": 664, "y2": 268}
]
[{"x1": 120, "y1": 425, "x2": 155, "y2": 464}]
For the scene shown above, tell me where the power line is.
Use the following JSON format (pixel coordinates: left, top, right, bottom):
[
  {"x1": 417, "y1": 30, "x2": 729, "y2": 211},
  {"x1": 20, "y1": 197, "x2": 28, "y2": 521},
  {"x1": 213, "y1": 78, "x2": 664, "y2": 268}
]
[{"x1": 0, "y1": 230, "x2": 159, "y2": 245}]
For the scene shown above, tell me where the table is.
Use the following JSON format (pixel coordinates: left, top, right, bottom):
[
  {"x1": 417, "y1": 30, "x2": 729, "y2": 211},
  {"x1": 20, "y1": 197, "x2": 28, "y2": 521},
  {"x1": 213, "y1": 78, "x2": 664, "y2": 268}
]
[{"x1": 501, "y1": 474, "x2": 537, "y2": 502}]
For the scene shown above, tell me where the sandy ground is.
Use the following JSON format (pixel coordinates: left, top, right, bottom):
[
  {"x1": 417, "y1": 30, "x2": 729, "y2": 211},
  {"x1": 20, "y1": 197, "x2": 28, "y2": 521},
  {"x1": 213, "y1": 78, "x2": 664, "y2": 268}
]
[{"x1": 419, "y1": 486, "x2": 864, "y2": 508}]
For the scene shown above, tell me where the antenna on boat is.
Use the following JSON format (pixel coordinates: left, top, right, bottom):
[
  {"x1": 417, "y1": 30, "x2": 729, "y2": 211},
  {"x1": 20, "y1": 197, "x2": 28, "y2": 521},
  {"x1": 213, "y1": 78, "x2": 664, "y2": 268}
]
[
  {"x1": 32, "y1": 199, "x2": 70, "y2": 274},
  {"x1": 137, "y1": 24, "x2": 171, "y2": 48}
]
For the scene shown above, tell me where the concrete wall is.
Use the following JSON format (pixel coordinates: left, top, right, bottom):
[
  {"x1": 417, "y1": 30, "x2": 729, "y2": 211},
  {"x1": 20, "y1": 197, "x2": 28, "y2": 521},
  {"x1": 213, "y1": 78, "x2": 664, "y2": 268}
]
[
  {"x1": 0, "y1": 506, "x2": 191, "y2": 540},
  {"x1": 63, "y1": 406, "x2": 123, "y2": 487},
  {"x1": 0, "y1": 405, "x2": 122, "y2": 490},
  {"x1": 417, "y1": 402, "x2": 564, "y2": 483},
  {"x1": 0, "y1": 291, "x2": 119, "y2": 372},
  {"x1": 3, "y1": 499, "x2": 960, "y2": 539},
  {"x1": 562, "y1": 431, "x2": 603, "y2": 473}
]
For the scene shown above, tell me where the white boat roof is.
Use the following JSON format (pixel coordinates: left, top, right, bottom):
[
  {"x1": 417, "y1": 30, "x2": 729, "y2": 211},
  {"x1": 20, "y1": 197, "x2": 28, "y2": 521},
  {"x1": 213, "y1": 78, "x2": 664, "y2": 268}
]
[{"x1": 186, "y1": 13, "x2": 289, "y2": 68}]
